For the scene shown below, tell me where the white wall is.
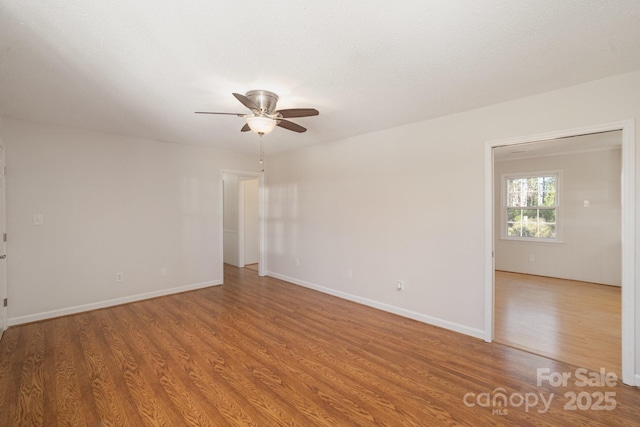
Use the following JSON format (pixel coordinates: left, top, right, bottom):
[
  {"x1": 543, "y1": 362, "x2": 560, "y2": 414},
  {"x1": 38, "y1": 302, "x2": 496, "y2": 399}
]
[
  {"x1": 495, "y1": 149, "x2": 622, "y2": 285},
  {"x1": 243, "y1": 178, "x2": 260, "y2": 265},
  {"x1": 265, "y1": 70, "x2": 640, "y2": 377},
  {"x1": 1, "y1": 118, "x2": 259, "y2": 324}
]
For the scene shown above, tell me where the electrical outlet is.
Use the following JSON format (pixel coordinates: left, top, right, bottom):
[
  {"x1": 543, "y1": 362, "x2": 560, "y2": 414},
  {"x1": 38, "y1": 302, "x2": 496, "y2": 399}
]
[
  {"x1": 347, "y1": 269, "x2": 353, "y2": 279},
  {"x1": 116, "y1": 273, "x2": 124, "y2": 282},
  {"x1": 295, "y1": 258, "x2": 300, "y2": 267},
  {"x1": 396, "y1": 280, "x2": 404, "y2": 291},
  {"x1": 33, "y1": 214, "x2": 44, "y2": 226}
]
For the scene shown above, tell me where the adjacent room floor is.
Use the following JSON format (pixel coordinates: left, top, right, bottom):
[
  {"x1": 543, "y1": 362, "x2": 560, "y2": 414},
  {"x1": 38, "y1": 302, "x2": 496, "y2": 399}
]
[
  {"x1": 495, "y1": 270, "x2": 621, "y2": 375},
  {"x1": 244, "y1": 263, "x2": 259, "y2": 272}
]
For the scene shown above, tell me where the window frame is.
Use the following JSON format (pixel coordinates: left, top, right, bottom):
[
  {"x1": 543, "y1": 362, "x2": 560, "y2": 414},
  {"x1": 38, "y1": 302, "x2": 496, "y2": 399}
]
[{"x1": 500, "y1": 170, "x2": 562, "y2": 243}]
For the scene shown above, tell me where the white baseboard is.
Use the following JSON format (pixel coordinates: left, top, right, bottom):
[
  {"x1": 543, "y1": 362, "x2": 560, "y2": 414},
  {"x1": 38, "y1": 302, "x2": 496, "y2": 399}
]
[
  {"x1": 8, "y1": 279, "x2": 222, "y2": 326},
  {"x1": 635, "y1": 374, "x2": 640, "y2": 387},
  {"x1": 267, "y1": 271, "x2": 484, "y2": 340}
]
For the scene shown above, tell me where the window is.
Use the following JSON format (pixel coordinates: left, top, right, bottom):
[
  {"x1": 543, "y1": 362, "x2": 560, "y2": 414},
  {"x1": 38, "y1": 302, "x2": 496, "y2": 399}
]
[{"x1": 503, "y1": 172, "x2": 559, "y2": 241}]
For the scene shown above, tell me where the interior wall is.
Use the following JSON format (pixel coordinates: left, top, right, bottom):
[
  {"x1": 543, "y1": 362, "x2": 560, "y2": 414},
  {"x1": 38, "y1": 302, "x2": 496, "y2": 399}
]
[
  {"x1": 243, "y1": 178, "x2": 260, "y2": 265},
  {"x1": 1, "y1": 117, "x2": 259, "y2": 324},
  {"x1": 494, "y1": 148, "x2": 622, "y2": 285},
  {"x1": 265, "y1": 70, "x2": 640, "y2": 376}
]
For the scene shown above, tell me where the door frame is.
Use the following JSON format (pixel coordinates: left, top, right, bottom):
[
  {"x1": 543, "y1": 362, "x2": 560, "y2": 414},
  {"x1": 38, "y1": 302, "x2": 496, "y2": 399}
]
[
  {"x1": 221, "y1": 169, "x2": 266, "y2": 276},
  {"x1": 0, "y1": 144, "x2": 6, "y2": 338},
  {"x1": 484, "y1": 120, "x2": 636, "y2": 386}
]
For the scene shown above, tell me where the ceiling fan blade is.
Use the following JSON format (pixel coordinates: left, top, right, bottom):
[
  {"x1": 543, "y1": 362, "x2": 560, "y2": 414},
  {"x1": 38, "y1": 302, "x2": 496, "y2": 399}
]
[
  {"x1": 241, "y1": 123, "x2": 251, "y2": 132},
  {"x1": 277, "y1": 119, "x2": 307, "y2": 133},
  {"x1": 233, "y1": 93, "x2": 260, "y2": 111},
  {"x1": 276, "y1": 108, "x2": 319, "y2": 118},
  {"x1": 195, "y1": 111, "x2": 245, "y2": 116}
]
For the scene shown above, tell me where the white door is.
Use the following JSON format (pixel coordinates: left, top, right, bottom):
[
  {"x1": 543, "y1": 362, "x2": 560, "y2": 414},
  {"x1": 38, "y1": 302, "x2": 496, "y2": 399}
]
[{"x1": 0, "y1": 145, "x2": 6, "y2": 337}]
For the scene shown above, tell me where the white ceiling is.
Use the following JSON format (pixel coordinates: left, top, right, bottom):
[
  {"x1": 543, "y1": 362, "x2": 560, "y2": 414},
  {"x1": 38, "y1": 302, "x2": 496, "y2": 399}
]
[{"x1": 1, "y1": 1, "x2": 639, "y2": 155}]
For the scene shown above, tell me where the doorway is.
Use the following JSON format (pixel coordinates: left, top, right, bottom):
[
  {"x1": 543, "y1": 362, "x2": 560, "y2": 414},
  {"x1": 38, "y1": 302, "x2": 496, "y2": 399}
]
[
  {"x1": 484, "y1": 120, "x2": 636, "y2": 386},
  {"x1": 493, "y1": 132, "x2": 622, "y2": 373},
  {"x1": 221, "y1": 170, "x2": 265, "y2": 277},
  {"x1": 240, "y1": 177, "x2": 260, "y2": 271}
]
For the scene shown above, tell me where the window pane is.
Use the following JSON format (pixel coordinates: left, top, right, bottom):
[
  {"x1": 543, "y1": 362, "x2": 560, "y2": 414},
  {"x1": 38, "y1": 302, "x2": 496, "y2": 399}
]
[
  {"x1": 507, "y1": 178, "x2": 527, "y2": 207},
  {"x1": 508, "y1": 194, "x2": 520, "y2": 207},
  {"x1": 541, "y1": 177, "x2": 556, "y2": 206},
  {"x1": 522, "y1": 209, "x2": 538, "y2": 222},
  {"x1": 539, "y1": 223, "x2": 556, "y2": 239},
  {"x1": 507, "y1": 208, "x2": 521, "y2": 222},
  {"x1": 507, "y1": 222, "x2": 521, "y2": 237},
  {"x1": 526, "y1": 191, "x2": 540, "y2": 207},
  {"x1": 539, "y1": 208, "x2": 556, "y2": 222},
  {"x1": 521, "y1": 221, "x2": 537, "y2": 237},
  {"x1": 507, "y1": 176, "x2": 556, "y2": 208},
  {"x1": 508, "y1": 179, "x2": 522, "y2": 193},
  {"x1": 507, "y1": 189, "x2": 525, "y2": 207}
]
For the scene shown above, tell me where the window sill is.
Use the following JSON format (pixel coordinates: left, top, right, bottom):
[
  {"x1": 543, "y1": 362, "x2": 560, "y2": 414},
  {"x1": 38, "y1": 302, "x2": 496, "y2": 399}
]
[{"x1": 500, "y1": 237, "x2": 564, "y2": 244}]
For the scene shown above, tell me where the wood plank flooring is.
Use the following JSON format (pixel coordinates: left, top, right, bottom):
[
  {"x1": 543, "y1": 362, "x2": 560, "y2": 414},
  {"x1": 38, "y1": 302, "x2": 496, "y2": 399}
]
[
  {"x1": 244, "y1": 263, "x2": 259, "y2": 272},
  {"x1": 0, "y1": 265, "x2": 638, "y2": 426},
  {"x1": 495, "y1": 271, "x2": 621, "y2": 375}
]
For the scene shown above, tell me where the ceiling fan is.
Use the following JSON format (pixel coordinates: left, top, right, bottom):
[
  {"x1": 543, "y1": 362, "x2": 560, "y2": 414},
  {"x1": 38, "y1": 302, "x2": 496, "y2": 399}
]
[{"x1": 196, "y1": 90, "x2": 319, "y2": 136}]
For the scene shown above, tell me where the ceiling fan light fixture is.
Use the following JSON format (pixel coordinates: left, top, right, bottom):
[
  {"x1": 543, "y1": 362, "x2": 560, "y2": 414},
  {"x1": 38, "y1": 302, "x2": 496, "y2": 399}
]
[
  {"x1": 196, "y1": 90, "x2": 317, "y2": 135},
  {"x1": 246, "y1": 116, "x2": 276, "y2": 135}
]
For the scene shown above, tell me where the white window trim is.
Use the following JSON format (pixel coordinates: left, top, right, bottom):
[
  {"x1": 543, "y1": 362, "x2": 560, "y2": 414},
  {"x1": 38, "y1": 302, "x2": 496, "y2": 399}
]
[{"x1": 500, "y1": 169, "x2": 563, "y2": 243}]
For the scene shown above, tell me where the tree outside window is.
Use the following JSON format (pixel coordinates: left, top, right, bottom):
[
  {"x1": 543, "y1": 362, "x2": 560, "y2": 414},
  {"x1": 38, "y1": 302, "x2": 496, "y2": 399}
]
[{"x1": 505, "y1": 174, "x2": 557, "y2": 240}]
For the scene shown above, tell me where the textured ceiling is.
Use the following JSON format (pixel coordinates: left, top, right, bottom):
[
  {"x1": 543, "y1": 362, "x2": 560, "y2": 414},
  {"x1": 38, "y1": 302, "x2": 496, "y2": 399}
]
[{"x1": 1, "y1": 1, "x2": 639, "y2": 155}]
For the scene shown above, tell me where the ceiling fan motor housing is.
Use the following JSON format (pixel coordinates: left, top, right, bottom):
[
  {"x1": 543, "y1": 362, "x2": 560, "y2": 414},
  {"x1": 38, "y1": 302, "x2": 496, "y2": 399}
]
[{"x1": 246, "y1": 90, "x2": 279, "y2": 114}]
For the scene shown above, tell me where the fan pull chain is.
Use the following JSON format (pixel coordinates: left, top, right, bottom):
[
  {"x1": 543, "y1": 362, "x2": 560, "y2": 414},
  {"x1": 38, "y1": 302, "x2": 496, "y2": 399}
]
[{"x1": 259, "y1": 137, "x2": 264, "y2": 171}]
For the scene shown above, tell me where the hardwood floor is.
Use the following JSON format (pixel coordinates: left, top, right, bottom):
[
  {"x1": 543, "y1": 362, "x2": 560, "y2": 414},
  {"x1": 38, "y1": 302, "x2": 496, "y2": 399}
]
[
  {"x1": 244, "y1": 263, "x2": 259, "y2": 272},
  {"x1": 0, "y1": 266, "x2": 638, "y2": 426},
  {"x1": 495, "y1": 271, "x2": 621, "y2": 375}
]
